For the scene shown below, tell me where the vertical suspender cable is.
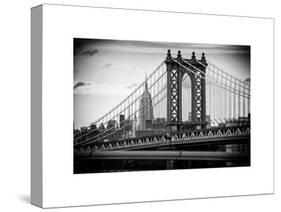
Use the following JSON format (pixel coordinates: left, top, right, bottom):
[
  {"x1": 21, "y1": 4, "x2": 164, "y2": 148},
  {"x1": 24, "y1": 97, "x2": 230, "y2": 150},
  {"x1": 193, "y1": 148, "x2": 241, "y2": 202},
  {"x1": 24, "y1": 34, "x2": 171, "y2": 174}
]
[
  {"x1": 221, "y1": 74, "x2": 224, "y2": 121},
  {"x1": 218, "y1": 73, "x2": 221, "y2": 120},
  {"x1": 224, "y1": 75, "x2": 227, "y2": 121},
  {"x1": 229, "y1": 78, "x2": 232, "y2": 120},
  {"x1": 213, "y1": 74, "x2": 217, "y2": 124},
  {"x1": 233, "y1": 79, "x2": 236, "y2": 119},
  {"x1": 248, "y1": 84, "x2": 250, "y2": 116},
  {"x1": 209, "y1": 75, "x2": 212, "y2": 123},
  {"x1": 238, "y1": 81, "x2": 241, "y2": 118},
  {"x1": 243, "y1": 84, "x2": 246, "y2": 117}
]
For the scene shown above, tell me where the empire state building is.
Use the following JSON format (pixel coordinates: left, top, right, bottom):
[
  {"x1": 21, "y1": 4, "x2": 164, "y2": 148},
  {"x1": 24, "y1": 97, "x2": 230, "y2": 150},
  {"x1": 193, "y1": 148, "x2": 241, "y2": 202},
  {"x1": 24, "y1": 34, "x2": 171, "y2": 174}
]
[{"x1": 139, "y1": 75, "x2": 154, "y2": 130}]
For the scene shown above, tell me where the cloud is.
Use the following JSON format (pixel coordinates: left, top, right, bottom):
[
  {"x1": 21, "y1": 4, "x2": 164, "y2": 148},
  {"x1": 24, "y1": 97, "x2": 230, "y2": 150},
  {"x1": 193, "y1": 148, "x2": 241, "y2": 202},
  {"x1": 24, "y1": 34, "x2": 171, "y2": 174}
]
[
  {"x1": 74, "y1": 81, "x2": 138, "y2": 96},
  {"x1": 103, "y1": 63, "x2": 112, "y2": 68},
  {"x1": 75, "y1": 39, "x2": 250, "y2": 55},
  {"x1": 126, "y1": 83, "x2": 138, "y2": 89},
  {"x1": 73, "y1": 82, "x2": 91, "y2": 89},
  {"x1": 74, "y1": 39, "x2": 99, "y2": 56},
  {"x1": 81, "y1": 49, "x2": 99, "y2": 56}
]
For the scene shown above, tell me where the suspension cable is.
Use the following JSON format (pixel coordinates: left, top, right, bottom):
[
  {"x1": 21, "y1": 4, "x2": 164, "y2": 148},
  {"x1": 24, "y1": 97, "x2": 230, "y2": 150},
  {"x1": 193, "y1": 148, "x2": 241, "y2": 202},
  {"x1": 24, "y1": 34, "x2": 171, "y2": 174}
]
[
  {"x1": 75, "y1": 82, "x2": 167, "y2": 146},
  {"x1": 173, "y1": 59, "x2": 250, "y2": 98},
  {"x1": 181, "y1": 59, "x2": 250, "y2": 98},
  {"x1": 79, "y1": 86, "x2": 168, "y2": 147},
  {"x1": 195, "y1": 59, "x2": 250, "y2": 92},
  {"x1": 208, "y1": 61, "x2": 250, "y2": 87},
  {"x1": 74, "y1": 60, "x2": 164, "y2": 137},
  {"x1": 74, "y1": 62, "x2": 166, "y2": 140}
]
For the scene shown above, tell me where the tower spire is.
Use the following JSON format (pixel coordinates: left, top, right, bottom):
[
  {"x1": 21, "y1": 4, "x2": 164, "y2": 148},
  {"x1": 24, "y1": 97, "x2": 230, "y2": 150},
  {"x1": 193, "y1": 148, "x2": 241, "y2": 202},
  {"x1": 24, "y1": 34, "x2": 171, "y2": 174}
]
[
  {"x1": 145, "y1": 72, "x2": 148, "y2": 91},
  {"x1": 139, "y1": 71, "x2": 154, "y2": 130}
]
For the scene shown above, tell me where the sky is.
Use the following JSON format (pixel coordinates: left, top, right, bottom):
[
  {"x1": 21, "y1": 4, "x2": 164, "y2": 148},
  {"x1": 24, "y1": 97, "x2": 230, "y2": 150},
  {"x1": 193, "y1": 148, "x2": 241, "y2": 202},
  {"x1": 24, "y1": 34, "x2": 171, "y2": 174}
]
[{"x1": 74, "y1": 38, "x2": 250, "y2": 129}]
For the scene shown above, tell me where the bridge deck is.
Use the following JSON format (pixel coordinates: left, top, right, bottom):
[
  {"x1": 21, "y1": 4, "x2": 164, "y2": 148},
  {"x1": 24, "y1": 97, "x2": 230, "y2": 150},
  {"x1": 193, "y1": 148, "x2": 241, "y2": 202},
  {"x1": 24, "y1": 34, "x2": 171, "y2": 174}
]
[{"x1": 75, "y1": 150, "x2": 249, "y2": 161}]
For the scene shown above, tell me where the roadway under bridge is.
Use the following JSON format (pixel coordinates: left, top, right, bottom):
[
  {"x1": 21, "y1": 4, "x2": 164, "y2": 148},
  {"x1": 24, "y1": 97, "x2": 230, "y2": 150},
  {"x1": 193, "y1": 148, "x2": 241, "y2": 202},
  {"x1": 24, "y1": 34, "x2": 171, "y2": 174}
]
[{"x1": 74, "y1": 148, "x2": 250, "y2": 174}]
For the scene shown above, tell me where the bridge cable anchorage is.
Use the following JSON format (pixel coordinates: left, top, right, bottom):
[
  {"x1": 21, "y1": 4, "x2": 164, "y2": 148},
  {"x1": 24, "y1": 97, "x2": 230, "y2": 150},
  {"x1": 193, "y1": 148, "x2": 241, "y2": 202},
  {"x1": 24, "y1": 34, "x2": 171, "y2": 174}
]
[
  {"x1": 74, "y1": 73, "x2": 167, "y2": 146},
  {"x1": 74, "y1": 61, "x2": 166, "y2": 141},
  {"x1": 175, "y1": 59, "x2": 250, "y2": 99},
  {"x1": 79, "y1": 87, "x2": 168, "y2": 147}
]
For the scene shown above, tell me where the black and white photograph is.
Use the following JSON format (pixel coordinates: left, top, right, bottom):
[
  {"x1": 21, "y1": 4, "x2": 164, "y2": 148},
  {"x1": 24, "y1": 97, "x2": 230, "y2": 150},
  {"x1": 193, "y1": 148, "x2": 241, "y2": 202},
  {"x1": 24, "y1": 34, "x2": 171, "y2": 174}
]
[{"x1": 73, "y1": 38, "x2": 251, "y2": 174}]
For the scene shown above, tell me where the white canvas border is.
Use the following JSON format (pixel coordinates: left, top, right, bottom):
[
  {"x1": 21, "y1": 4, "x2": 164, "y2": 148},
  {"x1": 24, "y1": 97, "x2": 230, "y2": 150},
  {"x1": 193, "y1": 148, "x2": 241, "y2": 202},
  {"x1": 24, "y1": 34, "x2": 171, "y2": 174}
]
[{"x1": 34, "y1": 4, "x2": 274, "y2": 208}]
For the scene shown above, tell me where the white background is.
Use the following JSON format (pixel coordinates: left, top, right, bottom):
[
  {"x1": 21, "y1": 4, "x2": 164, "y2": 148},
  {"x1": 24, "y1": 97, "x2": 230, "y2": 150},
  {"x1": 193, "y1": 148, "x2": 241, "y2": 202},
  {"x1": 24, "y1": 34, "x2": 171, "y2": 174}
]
[{"x1": 0, "y1": 0, "x2": 280, "y2": 211}]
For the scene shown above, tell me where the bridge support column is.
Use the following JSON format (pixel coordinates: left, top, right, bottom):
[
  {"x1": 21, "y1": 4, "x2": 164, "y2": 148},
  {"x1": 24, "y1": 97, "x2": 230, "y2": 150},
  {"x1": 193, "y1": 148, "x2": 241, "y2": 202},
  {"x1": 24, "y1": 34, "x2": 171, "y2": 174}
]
[
  {"x1": 165, "y1": 50, "x2": 208, "y2": 131},
  {"x1": 166, "y1": 50, "x2": 182, "y2": 131}
]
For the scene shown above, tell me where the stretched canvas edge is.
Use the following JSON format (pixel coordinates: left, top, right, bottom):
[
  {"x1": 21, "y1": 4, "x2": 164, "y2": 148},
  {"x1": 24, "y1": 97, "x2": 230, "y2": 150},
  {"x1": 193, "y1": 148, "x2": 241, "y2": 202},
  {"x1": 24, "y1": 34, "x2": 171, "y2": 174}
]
[{"x1": 31, "y1": 5, "x2": 43, "y2": 208}]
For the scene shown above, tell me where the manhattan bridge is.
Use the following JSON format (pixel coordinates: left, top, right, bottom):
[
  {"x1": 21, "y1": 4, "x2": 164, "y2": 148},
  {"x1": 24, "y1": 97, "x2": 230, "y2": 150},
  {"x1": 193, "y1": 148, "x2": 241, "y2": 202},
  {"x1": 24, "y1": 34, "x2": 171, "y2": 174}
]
[{"x1": 74, "y1": 50, "x2": 250, "y2": 173}]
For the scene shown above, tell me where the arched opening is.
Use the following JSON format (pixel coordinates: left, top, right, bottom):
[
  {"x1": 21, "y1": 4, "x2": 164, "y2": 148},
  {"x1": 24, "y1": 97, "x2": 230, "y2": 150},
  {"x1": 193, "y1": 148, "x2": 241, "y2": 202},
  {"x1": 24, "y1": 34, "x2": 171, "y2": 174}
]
[{"x1": 182, "y1": 73, "x2": 192, "y2": 121}]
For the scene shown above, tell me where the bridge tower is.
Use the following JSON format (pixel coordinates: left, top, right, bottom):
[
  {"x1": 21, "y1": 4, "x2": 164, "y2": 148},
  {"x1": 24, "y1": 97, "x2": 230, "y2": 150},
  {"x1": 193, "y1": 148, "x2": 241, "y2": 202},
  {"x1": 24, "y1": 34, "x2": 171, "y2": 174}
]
[{"x1": 165, "y1": 50, "x2": 207, "y2": 131}]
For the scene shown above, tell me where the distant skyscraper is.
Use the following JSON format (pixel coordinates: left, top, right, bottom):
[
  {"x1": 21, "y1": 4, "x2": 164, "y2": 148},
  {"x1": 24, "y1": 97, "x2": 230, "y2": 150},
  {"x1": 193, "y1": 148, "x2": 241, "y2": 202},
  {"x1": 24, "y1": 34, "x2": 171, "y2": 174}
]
[
  {"x1": 119, "y1": 114, "x2": 125, "y2": 128},
  {"x1": 139, "y1": 74, "x2": 154, "y2": 130},
  {"x1": 132, "y1": 112, "x2": 137, "y2": 137}
]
